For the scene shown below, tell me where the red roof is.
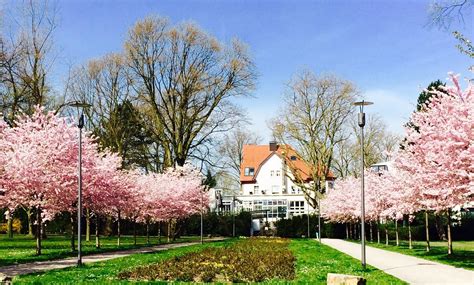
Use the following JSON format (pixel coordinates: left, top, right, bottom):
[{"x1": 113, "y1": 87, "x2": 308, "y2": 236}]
[{"x1": 240, "y1": 144, "x2": 335, "y2": 183}]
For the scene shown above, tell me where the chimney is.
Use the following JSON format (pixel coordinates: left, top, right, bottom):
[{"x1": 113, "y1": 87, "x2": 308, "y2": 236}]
[{"x1": 269, "y1": 141, "x2": 278, "y2": 152}]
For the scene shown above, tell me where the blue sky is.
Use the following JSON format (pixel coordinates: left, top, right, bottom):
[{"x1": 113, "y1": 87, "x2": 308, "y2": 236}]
[{"x1": 4, "y1": 0, "x2": 472, "y2": 140}]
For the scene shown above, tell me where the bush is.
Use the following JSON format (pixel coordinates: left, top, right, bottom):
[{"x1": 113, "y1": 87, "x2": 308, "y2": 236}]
[
  {"x1": 181, "y1": 211, "x2": 252, "y2": 237},
  {"x1": 0, "y1": 218, "x2": 22, "y2": 234},
  {"x1": 275, "y1": 215, "x2": 345, "y2": 238},
  {"x1": 118, "y1": 237, "x2": 295, "y2": 282}
]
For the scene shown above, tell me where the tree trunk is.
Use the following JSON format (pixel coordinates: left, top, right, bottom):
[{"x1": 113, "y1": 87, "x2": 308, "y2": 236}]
[
  {"x1": 425, "y1": 211, "x2": 431, "y2": 252},
  {"x1": 395, "y1": 219, "x2": 399, "y2": 246},
  {"x1": 7, "y1": 214, "x2": 13, "y2": 239},
  {"x1": 95, "y1": 214, "x2": 100, "y2": 249},
  {"x1": 27, "y1": 208, "x2": 34, "y2": 237},
  {"x1": 435, "y1": 213, "x2": 447, "y2": 241},
  {"x1": 117, "y1": 210, "x2": 121, "y2": 247},
  {"x1": 158, "y1": 221, "x2": 161, "y2": 244},
  {"x1": 377, "y1": 220, "x2": 381, "y2": 244},
  {"x1": 70, "y1": 215, "x2": 75, "y2": 252},
  {"x1": 105, "y1": 216, "x2": 113, "y2": 236},
  {"x1": 36, "y1": 207, "x2": 42, "y2": 255},
  {"x1": 146, "y1": 220, "x2": 150, "y2": 245},
  {"x1": 369, "y1": 221, "x2": 373, "y2": 242},
  {"x1": 86, "y1": 208, "x2": 90, "y2": 242},
  {"x1": 408, "y1": 220, "x2": 413, "y2": 249},
  {"x1": 133, "y1": 219, "x2": 137, "y2": 246},
  {"x1": 345, "y1": 223, "x2": 349, "y2": 239},
  {"x1": 447, "y1": 209, "x2": 453, "y2": 255},
  {"x1": 357, "y1": 223, "x2": 360, "y2": 240},
  {"x1": 385, "y1": 224, "x2": 389, "y2": 246},
  {"x1": 349, "y1": 223, "x2": 352, "y2": 239},
  {"x1": 167, "y1": 220, "x2": 171, "y2": 243}
]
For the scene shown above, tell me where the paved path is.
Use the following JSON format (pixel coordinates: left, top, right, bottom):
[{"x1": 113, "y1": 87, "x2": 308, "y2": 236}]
[
  {"x1": 322, "y1": 238, "x2": 474, "y2": 285},
  {"x1": 0, "y1": 238, "x2": 225, "y2": 280}
]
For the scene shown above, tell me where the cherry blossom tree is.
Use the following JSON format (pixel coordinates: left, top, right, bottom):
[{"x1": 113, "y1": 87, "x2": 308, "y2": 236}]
[
  {"x1": 0, "y1": 108, "x2": 79, "y2": 254},
  {"x1": 398, "y1": 73, "x2": 473, "y2": 254}
]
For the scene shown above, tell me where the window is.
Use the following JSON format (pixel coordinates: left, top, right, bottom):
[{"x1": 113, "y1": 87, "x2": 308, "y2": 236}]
[
  {"x1": 289, "y1": 201, "x2": 305, "y2": 215},
  {"x1": 276, "y1": 170, "x2": 281, "y2": 176},
  {"x1": 254, "y1": 185, "x2": 260, "y2": 194},
  {"x1": 290, "y1": 155, "x2": 297, "y2": 161},
  {"x1": 244, "y1": 167, "x2": 255, "y2": 176},
  {"x1": 270, "y1": 170, "x2": 274, "y2": 176}
]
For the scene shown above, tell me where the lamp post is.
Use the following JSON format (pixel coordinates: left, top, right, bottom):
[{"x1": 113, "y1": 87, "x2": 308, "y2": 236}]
[
  {"x1": 317, "y1": 195, "x2": 321, "y2": 243},
  {"x1": 353, "y1": 100, "x2": 373, "y2": 269},
  {"x1": 200, "y1": 188, "x2": 204, "y2": 244},
  {"x1": 69, "y1": 102, "x2": 91, "y2": 266}
]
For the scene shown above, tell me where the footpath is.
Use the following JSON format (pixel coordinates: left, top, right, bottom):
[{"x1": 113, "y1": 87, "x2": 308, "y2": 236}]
[
  {"x1": 322, "y1": 238, "x2": 474, "y2": 285},
  {"x1": 0, "y1": 237, "x2": 225, "y2": 281}
]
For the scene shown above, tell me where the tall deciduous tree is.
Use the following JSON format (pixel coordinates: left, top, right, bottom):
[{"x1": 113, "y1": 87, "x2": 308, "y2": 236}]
[
  {"x1": 67, "y1": 54, "x2": 156, "y2": 170},
  {"x1": 0, "y1": 0, "x2": 57, "y2": 120},
  {"x1": 218, "y1": 127, "x2": 261, "y2": 184},
  {"x1": 270, "y1": 70, "x2": 357, "y2": 208},
  {"x1": 125, "y1": 16, "x2": 256, "y2": 167},
  {"x1": 333, "y1": 115, "x2": 401, "y2": 178}
]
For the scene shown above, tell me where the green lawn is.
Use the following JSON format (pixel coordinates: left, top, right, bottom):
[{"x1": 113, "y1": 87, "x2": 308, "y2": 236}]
[
  {"x1": 351, "y1": 239, "x2": 474, "y2": 271},
  {"x1": 0, "y1": 234, "x2": 199, "y2": 267},
  {"x1": 14, "y1": 238, "x2": 405, "y2": 284}
]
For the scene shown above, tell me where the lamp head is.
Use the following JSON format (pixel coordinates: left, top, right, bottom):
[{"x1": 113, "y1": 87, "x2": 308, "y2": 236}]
[
  {"x1": 353, "y1": 101, "x2": 373, "y2": 127},
  {"x1": 68, "y1": 101, "x2": 92, "y2": 109},
  {"x1": 68, "y1": 101, "x2": 91, "y2": 129}
]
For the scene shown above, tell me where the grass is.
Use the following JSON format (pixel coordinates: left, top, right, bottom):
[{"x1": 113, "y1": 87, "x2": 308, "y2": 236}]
[
  {"x1": 14, "y1": 238, "x2": 405, "y2": 284},
  {"x1": 353, "y1": 239, "x2": 474, "y2": 271},
  {"x1": 0, "y1": 234, "x2": 199, "y2": 267}
]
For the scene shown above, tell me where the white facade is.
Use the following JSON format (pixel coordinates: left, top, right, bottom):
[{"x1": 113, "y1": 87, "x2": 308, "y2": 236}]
[{"x1": 237, "y1": 153, "x2": 328, "y2": 222}]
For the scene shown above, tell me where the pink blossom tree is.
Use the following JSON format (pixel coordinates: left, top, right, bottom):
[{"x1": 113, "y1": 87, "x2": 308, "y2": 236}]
[{"x1": 398, "y1": 73, "x2": 473, "y2": 254}]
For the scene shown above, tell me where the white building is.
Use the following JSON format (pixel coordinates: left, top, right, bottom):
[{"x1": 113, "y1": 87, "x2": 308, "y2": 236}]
[{"x1": 236, "y1": 142, "x2": 335, "y2": 225}]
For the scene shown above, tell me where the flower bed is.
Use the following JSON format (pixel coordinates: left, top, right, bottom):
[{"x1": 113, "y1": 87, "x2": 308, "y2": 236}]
[{"x1": 118, "y1": 237, "x2": 296, "y2": 282}]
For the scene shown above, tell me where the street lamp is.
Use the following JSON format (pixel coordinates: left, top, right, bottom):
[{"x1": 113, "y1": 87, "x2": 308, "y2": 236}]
[
  {"x1": 353, "y1": 100, "x2": 373, "y2": 269},
  {"x1": 69, "y1": 101, "x2": 91, "y2": 266},
  {"x1": 201, "y1": 188, "x2": 204, "y2": 244}
]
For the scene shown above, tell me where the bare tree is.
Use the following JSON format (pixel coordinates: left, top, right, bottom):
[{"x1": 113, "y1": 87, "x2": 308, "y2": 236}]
[
  {"x1": 0, "y1": 0, "x2": 57, "y2": 120},
  {"x1": 427, "y1": 0, "x2": 473, "y2": 70},
  {"x1": 218, "y1": 127, "x2": 261, "y2": 184},
  {"x1": 333, "y1": 114, "x2": 402, "y2": 178},
  {"x1": 428, "y1": 0, "x2": 473, "y2": 30},
  {"x1": 270, "y1": 70, "x2": 358, "y2": 208},
  {"x1": 67, "y1": 53, "x2": 158, "y2": 170},
  {"x1": 125, "y1": 16, "x2": 257, "y2": 167}
]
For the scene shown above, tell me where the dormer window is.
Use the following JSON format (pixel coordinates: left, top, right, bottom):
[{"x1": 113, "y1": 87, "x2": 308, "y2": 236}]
[
  {"x1": 244, "y1": 167, "x2": 255, "y2": 176},
  {"x1": 290, "y1": 155, "x2": 297, "y2": 161}
]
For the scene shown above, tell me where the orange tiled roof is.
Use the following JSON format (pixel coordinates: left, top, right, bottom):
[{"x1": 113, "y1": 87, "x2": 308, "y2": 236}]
[{"x1": 240, "y1": 144, "x2": 335, "y2": 183}]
